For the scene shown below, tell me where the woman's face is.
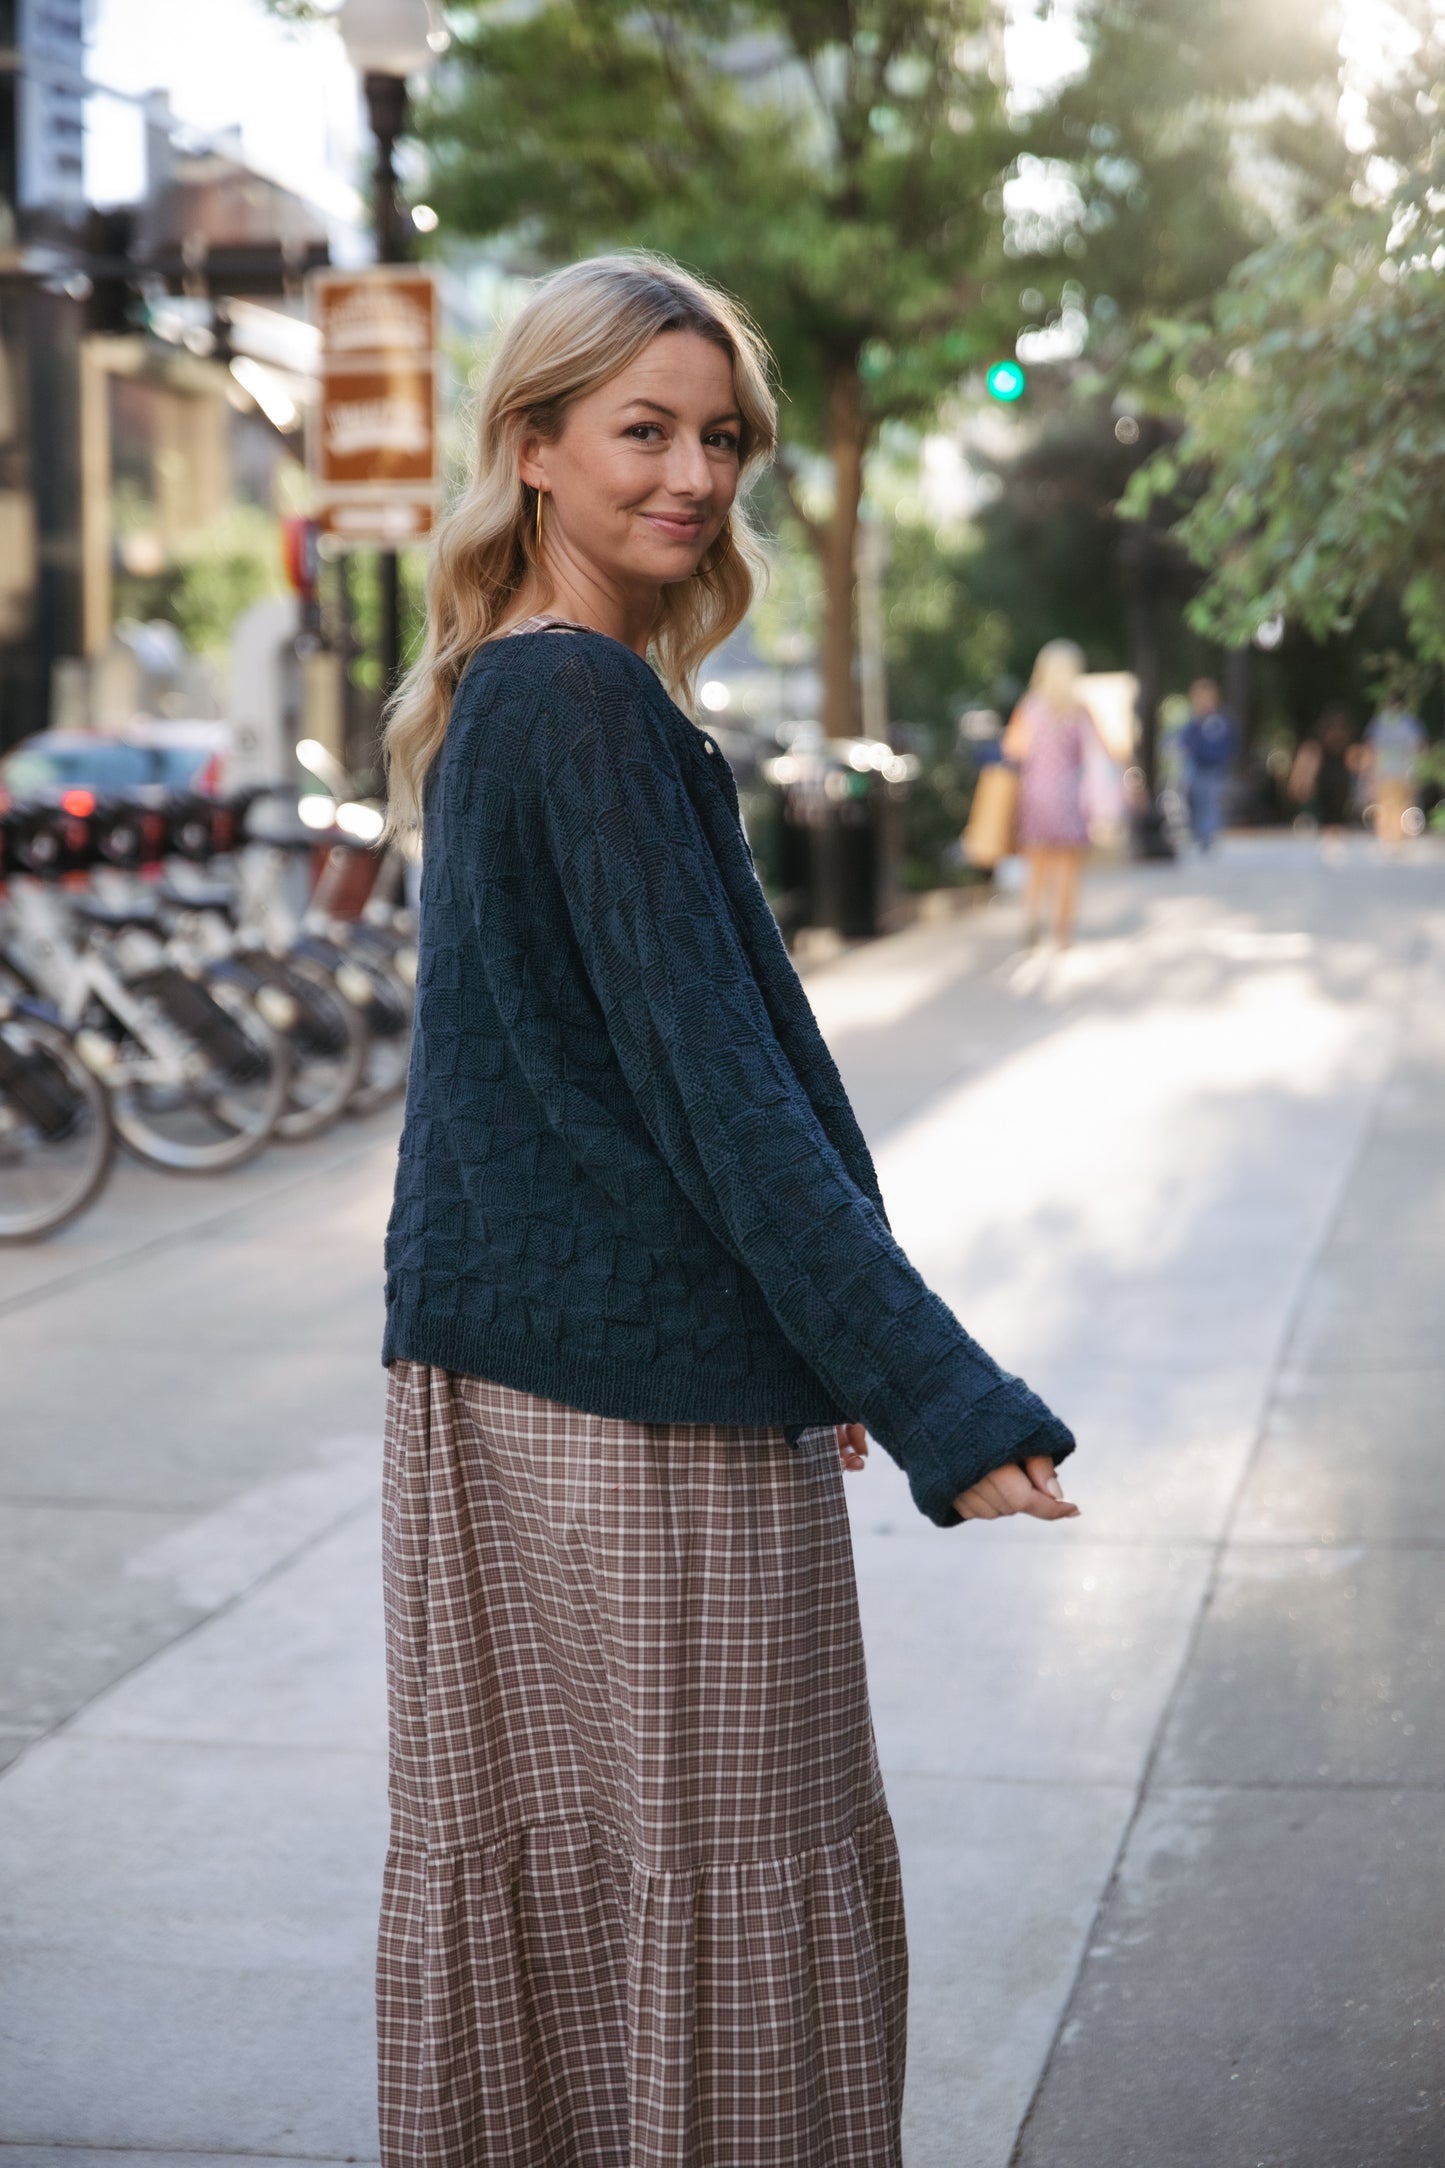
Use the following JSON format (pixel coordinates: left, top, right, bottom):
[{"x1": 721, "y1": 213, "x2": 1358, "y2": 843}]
[{"x1": 520, "y1": 330, "x2": 743, "y2": 594}]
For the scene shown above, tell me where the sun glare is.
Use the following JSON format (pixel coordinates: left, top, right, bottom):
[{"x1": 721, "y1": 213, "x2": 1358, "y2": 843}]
[{"x1": 1338, "y1": 0, "x2": 1432, "y2": 148}]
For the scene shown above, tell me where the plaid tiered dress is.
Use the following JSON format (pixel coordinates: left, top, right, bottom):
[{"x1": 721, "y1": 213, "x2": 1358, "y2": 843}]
[{"x1": 378, "y1": 1360, "x2": 908, "y2": 2167}]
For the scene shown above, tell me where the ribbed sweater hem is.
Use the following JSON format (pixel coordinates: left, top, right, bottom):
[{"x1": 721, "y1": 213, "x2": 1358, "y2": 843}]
[{"x1": 382, "y1": 1301, "x2": 846, "y2": 1431}]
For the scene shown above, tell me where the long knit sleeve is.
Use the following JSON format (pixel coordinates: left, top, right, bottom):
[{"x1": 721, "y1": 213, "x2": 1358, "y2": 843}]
[{"x1": 528, "y1": 644, "x2": 1074, "y2": 1527}]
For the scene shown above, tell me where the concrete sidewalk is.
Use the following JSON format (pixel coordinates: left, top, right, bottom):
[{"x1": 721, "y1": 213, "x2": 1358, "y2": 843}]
[{"x1": 1, "y1": 835, "x2": 1442, "y2": 2165}]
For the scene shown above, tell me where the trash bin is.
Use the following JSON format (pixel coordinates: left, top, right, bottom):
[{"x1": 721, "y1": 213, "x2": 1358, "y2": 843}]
[{"x1": 764, "y1": 739, "x2": 911, "y2": 941}]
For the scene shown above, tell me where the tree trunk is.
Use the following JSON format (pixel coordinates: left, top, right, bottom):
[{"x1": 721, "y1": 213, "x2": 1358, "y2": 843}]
[{"x1": 820, "y1": 359, "x2": 865, "y2": 741}]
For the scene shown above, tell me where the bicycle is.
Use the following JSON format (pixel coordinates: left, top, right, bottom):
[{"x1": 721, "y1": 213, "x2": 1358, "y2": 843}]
[{"x1": 1, "y1": 862, "x2": 290, "y2": 1175}]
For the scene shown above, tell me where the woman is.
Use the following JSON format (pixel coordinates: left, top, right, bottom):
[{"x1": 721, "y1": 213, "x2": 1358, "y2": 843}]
[
  {"x1": 1290, "y1": 707, "x2": 1358, "y2": 837},
  {"x1": 380, "y1": 253, "x2": 1078, "y2": 2168},
  {"x1": 1003, "y1": 639, "x2": 1101, "y2": 946}
]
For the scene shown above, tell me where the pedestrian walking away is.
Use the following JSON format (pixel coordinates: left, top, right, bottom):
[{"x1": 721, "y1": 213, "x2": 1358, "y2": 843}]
[
  {"x1": 1289, "y1": 706, "x2": 1359, "y2": 838},
  {"x1": 1181, "y1": 676, "x2": 1238, "y2": 851},
  {"x1": 1003, "y1": 638, "x2": 1105, "y2": 947},
  {"x1": 377, "y1": 251, "x2": 1079, "y2": 2168},
  {"x1": 1363, "y1": 696, "x2": 1425, "y2": 848}
]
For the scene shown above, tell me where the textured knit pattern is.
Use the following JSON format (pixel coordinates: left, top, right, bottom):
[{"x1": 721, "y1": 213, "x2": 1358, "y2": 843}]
[
  {"x1": 378, "y1": 1361, "x2": 909, "y2": 2168},
  {"x1": 384, "y1": 627, "x2": 1073, "y2": 1525}
]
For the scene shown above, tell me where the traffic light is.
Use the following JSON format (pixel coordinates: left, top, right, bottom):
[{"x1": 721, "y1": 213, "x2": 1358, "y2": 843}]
[{"x1": 985, "y1": 359, "x2": 1026, "y2": 403}]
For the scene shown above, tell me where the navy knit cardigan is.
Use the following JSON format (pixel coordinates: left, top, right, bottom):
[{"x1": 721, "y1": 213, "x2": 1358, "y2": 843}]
[{"x1": 383, "y1": 628, "x2": 1074, "y2": 1526}]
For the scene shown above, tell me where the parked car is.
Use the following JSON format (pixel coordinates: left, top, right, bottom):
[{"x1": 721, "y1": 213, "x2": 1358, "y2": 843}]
[{"x1": 0, "y1": 721, "x2": 236, "y2": 811}]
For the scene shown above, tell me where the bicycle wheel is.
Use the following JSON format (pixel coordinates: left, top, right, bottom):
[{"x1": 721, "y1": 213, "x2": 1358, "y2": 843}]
[
  {"x1": 263, "y1": 954, "x2": 368, "y2": 1142},
  {"x1": 289, "y1": 930, "x2": 412, "y2": 1121},
  {"x1": 107, "y1": 966, "x2": 290, "y2": 1172},
  {"x1": 0, "y1": 1008, "x2": 115, "y2": 1240},
  {"x1": 336, "y1": 951, "x2": 413, "y2": 1116}
]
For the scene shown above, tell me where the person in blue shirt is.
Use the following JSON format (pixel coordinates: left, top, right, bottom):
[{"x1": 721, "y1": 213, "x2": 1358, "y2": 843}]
[
  {"x1": 1364, "y1": 700, "x2": 1426, "y2": 848},
  {"x1": 1181, "y1": 677, "x2": 1238, "y2": 851}
]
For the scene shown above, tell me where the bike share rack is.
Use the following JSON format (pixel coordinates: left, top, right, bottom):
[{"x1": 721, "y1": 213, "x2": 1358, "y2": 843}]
[{"x1": 0, "y1": 785, "x2": 413, "y2": 1242}]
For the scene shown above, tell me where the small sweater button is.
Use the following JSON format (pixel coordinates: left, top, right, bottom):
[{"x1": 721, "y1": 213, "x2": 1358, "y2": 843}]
[{"x1": 703, "y1": 739, "x2": 717, "y2": 755}]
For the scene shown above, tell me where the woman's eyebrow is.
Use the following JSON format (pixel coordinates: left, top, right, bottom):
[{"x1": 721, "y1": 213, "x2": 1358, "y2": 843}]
[{"x1": 620, "y1": 397, "x2": 742, "y2": 425}]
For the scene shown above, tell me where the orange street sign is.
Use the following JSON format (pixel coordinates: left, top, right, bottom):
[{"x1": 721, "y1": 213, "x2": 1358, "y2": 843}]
[
  {"x1": 308, "y1": 267, "x2": 441, "y2": 536},
  {"x1": 315, "y1": 361, "x2": 436, "y2": 488},
  {"x1": 319, "y1": 497, "x2": 435, "y2": 544},
  {"x1": 314, "y1": 268, "x2": 437, "y2": 362}
]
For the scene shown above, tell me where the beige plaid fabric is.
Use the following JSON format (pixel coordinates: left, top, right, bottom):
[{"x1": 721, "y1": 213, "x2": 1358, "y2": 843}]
[{"x1": 379, "y1": 1361, "x2": 908, "y2": 2166}]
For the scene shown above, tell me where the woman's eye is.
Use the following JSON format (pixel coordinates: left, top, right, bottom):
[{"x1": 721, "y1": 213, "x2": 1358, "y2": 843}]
[
  {"x1": 707, "y1": 431, "x2": 741, "y2": 455},
  {"x1": 626, "y1": 423, "x2": 664, "y2": 442}
]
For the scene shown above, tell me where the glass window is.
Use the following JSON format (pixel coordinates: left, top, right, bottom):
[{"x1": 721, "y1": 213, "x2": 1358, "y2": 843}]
[{"x1": 2, "y1": 740, "x2": 156, "y2": 793}]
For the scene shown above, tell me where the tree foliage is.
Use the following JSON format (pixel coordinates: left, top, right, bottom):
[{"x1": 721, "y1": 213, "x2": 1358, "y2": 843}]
[
  {"x1": 112, "y1": 502, "x2": 288, "y2": 660},
  {"x1": 1051, "y1": 0, "x2": 1346, "y2": 334},
  {"x1": 424, "y1": 2, "x2": 1022, "y2": 433},
  {"x1": 919, "y1": 0, "x2": 1358, "y2": 750},
  {"x1": 1122, "y1": 4, "x2": 1445, "y2": 678},
  {"x1": 850, "y1": 0, "x2": 1345, "y2": 752}
]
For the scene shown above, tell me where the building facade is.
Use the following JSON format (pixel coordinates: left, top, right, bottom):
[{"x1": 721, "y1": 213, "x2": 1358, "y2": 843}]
[{"x1": 0, "y1": 8, "x2": 328, "y2": 749}]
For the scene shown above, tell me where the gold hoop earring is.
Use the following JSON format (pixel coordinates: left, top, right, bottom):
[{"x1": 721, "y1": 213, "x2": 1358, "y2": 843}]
[{"x1": 534, "y1": 489, "x2": 545, "y2": 555}]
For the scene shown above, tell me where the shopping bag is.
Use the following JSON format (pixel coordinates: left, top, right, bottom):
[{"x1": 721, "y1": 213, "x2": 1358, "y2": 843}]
[
  {"x1": 963, "y1": 760, "x2": 1020, "y2": 867},
  {"x1": 1081, "y1": 739, "x2": 1126, "y2": 844}
]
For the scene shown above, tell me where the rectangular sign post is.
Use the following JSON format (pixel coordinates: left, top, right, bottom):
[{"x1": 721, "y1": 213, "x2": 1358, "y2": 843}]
[{"x1": 307, "y1": 266, "x2": 441, "y2": 546}]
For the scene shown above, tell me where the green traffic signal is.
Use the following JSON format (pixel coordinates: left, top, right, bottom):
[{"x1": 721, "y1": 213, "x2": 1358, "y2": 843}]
[{"x1": 986, "y1": 359, "x2": 1026, "y2": 403}]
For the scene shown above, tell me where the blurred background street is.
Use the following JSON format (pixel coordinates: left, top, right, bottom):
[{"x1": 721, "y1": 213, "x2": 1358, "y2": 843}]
[{"x1": 3, "y1": 835, "x2": 1442, "y2": 2165}]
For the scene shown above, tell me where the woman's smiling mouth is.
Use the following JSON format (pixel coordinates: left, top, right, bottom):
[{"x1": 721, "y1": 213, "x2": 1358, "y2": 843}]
[{"x1": 641, "y1": 510, "x2": 708, "y2": 541}]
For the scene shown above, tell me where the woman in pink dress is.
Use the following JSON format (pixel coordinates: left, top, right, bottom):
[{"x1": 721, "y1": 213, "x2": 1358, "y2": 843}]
[{"x1": 1002, "y1": 639, "x2": 1101, "y2": 947}]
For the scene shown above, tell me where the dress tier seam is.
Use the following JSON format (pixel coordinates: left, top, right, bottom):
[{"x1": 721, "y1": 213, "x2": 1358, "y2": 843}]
[{"x1": 391, "y1": 1804, "x2": 900, "y2": 1873}]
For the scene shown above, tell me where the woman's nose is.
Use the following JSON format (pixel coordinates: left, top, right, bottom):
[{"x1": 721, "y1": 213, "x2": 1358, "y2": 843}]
[{"x1": 662, "y1": 435, "x2": 712, "y2": 499}]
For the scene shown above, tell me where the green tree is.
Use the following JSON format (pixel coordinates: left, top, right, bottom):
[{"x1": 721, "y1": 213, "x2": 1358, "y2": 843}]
[
  {"x1": 112, "y1": 502, "x2": 288, "y2": 660},
  {"x1": 1052, "y1": 0, "x2": 1345, "y2": 332},
  {"x1": 418, "y1": 1, "x2": 1036, "y2": 737},
  {"x1": 948, "y1": 0, "x2": 1350, "y2": 750},
  {"x1": 1121, "y1": 6, "x2": 1445, "y2": 685}
]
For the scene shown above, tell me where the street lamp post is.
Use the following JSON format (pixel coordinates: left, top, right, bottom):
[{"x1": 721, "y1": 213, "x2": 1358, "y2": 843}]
[
  {"x1": 362, "y1": 69, "x2": 410, "y2": 268},
  {"x1": 337, "y1": 0, "x2": 441, "y2": 704}
]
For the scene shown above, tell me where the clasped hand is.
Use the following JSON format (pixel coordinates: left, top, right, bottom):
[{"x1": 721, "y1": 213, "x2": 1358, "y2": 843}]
[{"x1": 835, "y1": 1427, "x2": 1079, "y2": 1524}]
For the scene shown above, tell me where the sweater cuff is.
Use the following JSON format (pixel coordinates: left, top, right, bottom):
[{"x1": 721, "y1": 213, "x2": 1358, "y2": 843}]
[{"x1": 907, "y1": 1380, "x2": 1077, "y2": 1529}]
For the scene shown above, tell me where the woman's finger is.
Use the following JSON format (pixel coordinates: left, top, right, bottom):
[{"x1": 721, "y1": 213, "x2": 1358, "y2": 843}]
[
  {"x1": 1018, "y1": 1489, "x2": 1080, "y2": 1521},
  {"x1": 957, "y1": 1476, "x2": 1011, "y2": 1518},
  {"x1": 980, "y1": 1464, "x2": 1037, "y2": 1513},
  {"x1": 1023, "y1": 1453, "x2": 1067, "y2": 1503},
  {"x1": 955, "y1": 1462, "x2": 1080, "y2": 1522},
  {"x1": 836, "y1": 1421, "x2": 868, "y2": 1472},
  {"x1": 996, "y1": 1463, "x2": 1076, "y2": 1519},
  {"x1": 957, "y1": 1492, "x2": 999, "y2": 1519}
]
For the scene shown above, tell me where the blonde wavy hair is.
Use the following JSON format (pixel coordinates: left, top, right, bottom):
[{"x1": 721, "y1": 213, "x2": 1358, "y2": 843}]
[
  {"x1": 1028, "y1": 638, "x2": 1087, "y2": 712},
  {"x1": 384, "y1": 252, "x2": 778, "y2": 833}
]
